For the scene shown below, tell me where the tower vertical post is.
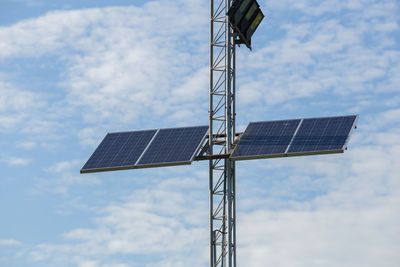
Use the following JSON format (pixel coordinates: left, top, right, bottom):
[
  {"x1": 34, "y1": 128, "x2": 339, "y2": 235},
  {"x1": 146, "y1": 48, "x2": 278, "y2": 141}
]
[{"x1": 209, "y1": 0, "x2": 236, "y2": 266}]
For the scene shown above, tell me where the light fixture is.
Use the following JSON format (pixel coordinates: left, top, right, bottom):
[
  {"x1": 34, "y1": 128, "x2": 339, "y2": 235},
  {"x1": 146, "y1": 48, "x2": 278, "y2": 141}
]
[{"x1": 228, "y1": 0, "x2": 265, "y2": 50}]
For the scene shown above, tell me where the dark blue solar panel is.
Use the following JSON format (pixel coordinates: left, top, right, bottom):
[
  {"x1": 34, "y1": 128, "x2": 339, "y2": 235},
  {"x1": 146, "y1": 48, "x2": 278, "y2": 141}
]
[
  {"x1": 287, "y1": 115, "x2": 357, "y2": 153},
  {"x1": 231, "y1": 119, "x2": 301, "y2": 159},
  {"x1": 81, "y1": 130, "x2": 157, "y2": 172},
  {"x1": 137, "y1": 126, "x2": 208, "y2": 167}
]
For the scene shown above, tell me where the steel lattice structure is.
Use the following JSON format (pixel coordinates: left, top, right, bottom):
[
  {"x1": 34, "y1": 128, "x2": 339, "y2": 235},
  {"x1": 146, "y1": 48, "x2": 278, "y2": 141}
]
[{"x1": 209, "y1": 0, "x2": 236, "y2": 266}]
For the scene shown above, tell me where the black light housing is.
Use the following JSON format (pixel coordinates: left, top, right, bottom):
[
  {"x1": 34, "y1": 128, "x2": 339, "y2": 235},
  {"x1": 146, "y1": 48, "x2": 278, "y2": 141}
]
[{"x1": 227, "y1": 0, "x2": 264, "y2": 50}]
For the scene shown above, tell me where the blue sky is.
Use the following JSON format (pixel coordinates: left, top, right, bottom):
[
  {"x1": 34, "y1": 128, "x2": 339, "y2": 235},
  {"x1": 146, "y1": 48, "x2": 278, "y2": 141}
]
[{"x1": 0, "y1": 0, "x2": 399, "y2": 266}]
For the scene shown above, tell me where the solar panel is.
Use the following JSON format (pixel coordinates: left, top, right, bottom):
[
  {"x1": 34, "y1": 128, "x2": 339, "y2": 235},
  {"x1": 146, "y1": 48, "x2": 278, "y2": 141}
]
[
  {"x1": 287, "y1": 115, "x2": 357, "y2": 155},
  {"x1": 230, "y1": 119, "x2": 301, "y2": 160},
  {"x1": 136, "y1": 126, "x2": 209, "y2": 168},
  {"x1": 80, "y1": 130, "x2": 157, "y2": 173},
  {"x1": 230, "y1": 115, "x2": 357, "y2": 161},
  {"x1": 81, "y1": 126, "x2": 209, "y2": 173}
]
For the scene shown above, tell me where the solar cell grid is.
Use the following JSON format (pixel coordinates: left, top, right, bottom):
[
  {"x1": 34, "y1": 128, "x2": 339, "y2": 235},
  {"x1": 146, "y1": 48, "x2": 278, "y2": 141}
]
[
  {"x1": 81, "y1": 133, "x2": 116, "y2": 170},
  {"x1": 137, "y1": 126, "x2": 208, "y2": 167},
  {"x1": 288, "y1": 115, "x2": 357, "y2": 154},
  {"x1": 81, "y1": 130, "x2": 157, "y2": 173},
  {"x1": 231, "y1": 119, "x2": 300, "y2": 159},
  {"x1": 231, "y1": 115, "x2": 357, "y2": 161},
  {"x1": 81, "y1": 126, "x2": 209, "y2": 173}
]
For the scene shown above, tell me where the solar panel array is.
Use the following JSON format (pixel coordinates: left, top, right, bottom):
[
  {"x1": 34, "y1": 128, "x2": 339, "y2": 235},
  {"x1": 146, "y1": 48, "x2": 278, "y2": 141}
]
[
  {"x1": 81, "y1": 116, "x2": 357, "y2": 172},
  {"x1": 231, "y1": 115, "x2": 357, "y2": 161},
  {"x1": 81, "y1": 126, "x2": 208, "y2": 173}
]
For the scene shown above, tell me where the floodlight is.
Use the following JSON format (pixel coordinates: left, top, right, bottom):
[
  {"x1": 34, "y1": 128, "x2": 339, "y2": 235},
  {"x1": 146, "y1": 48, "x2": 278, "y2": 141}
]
[{"x1": 228, "y1": 0, "x2": 265, "y2": 49}]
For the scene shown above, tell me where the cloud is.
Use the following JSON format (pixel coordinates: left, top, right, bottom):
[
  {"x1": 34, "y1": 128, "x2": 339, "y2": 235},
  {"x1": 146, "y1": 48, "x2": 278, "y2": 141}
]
[
  {"x1": 239, "y1": 204, "x2": 399, "y2": 267},
  {"x1": 0, "y1": 1, "x2": 209, "y2": 135},
  {"x1": 4, "y1": 157, "x2": 31, "y2": 166},
  {"x1": 0, "y1": 80, "x2": 45, "y2": 132},
  {"x1": 0, "y1": 239, "x2": 21, "y2": 246},
  {"x1": 238, "y1": 0, "x2": 400, "y2": 121},
  {"x1": 0, "y1": 74, "x2": 66, "y2": 145},
  {"x1": 34, "y1": 162, "x2": 102, "y2": 195},
  {"x1": 237, "y1": 148, "x2": 400, "y2": 266},
  {"x1": 17, "y1": 141, "x2": 37, "y2": 150},
  {"x1": 12, "y1": 159, "x2": 102, "y2": 197},
  {"x1": 61, "y1": 3, "x2": 209, "y2": 127},
  {"x1": 63, "y1": 176, "x2": 208, "y2": 254},
  {"x1": 28, "y1": 173, "x2": 209, "y2": 266},
  {"x1": 46, "y1": 160, "x2": 82, "y2": 173}
]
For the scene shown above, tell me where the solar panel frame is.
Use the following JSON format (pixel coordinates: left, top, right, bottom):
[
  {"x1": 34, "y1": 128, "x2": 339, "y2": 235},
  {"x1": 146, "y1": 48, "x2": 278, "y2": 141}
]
[
  {"x1": 343, "y1": 115, "x2": 358, "y2": 148},
  {"x1": 136, "y1": 126, "x2": 209, "y2": 169},
  {"x1": 80, "y1": 129, "x2": 158, "y2": 173}
]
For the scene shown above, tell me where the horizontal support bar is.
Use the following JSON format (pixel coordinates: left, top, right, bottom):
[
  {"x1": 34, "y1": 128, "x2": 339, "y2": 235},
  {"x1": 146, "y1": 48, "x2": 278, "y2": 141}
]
[
  {"x1": 210, "y1": 132, "x2": 243, "y2": 138},
  {"x1": 194, "y1": 153, "x2": 230, "y2": 161}
]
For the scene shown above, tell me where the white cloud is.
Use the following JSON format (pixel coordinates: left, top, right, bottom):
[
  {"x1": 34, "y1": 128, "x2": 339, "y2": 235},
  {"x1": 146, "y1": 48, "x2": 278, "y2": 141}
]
[
  {"x1": 62, "y1": 176, "x2": 208, "y2": 254},
  {"x1": 4, "y1": 157, "x2": 31, "y2": 166},
  {"x1": 238, "y1": 0, "x2": 400, "y2": 118},
  {"x1": 0, "y1": 239, "x2": 21, "y2": 246},
  {"x1": 0, "y1": 81, "x2": 40, "y2": 112},
  {"x1": 0, "y1": 76, "x2": 67, "y2": 144},
  {"x1": 33, "y1": 173, "x2": 102, "y2": 196},
  {"x1": 46, "y1": 160, "x2": 82, "y2": 173},
  {"x1": 78, "y1": 260, "x2": 98, "y2": 267},
  {"x1": 0, "y1": 2, "x2": 209, "y2": 133},
  {"x1": 77, "y1": 127, "x2": 102, "y2": 147},
  {"x1": 0, "y1": 80, "x2": 45, "y2": 132},
  {"x1": 17, "y1": 141, "x2": 37, "y2": 150},
  {"x1": 28, "y1": 160, "x2": 103, "y2": 196},
  {"x1": 239, "y1": 204, "x2": 399, "y2": 267},
  {"x1": 28, "y1": 173, "x2": 209, "y2": 266}
]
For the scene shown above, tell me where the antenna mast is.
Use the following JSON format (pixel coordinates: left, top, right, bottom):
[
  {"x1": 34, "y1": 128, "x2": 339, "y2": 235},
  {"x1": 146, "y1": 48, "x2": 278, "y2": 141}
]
[{"x1": 209, "y1": 0, "x2": 236, "y2": 266}]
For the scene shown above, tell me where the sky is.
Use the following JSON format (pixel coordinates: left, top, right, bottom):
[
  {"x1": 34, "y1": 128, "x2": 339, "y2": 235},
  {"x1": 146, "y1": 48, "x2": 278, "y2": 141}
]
[{"x1": 0, "y1": 0, "x2": 399, "y2": 266}]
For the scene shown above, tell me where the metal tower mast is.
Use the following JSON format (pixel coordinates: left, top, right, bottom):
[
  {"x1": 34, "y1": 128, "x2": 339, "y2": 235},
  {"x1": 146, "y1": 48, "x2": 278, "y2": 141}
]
[{"x1": 209, "y1": 0, "x2": 236, "y2": 266}]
